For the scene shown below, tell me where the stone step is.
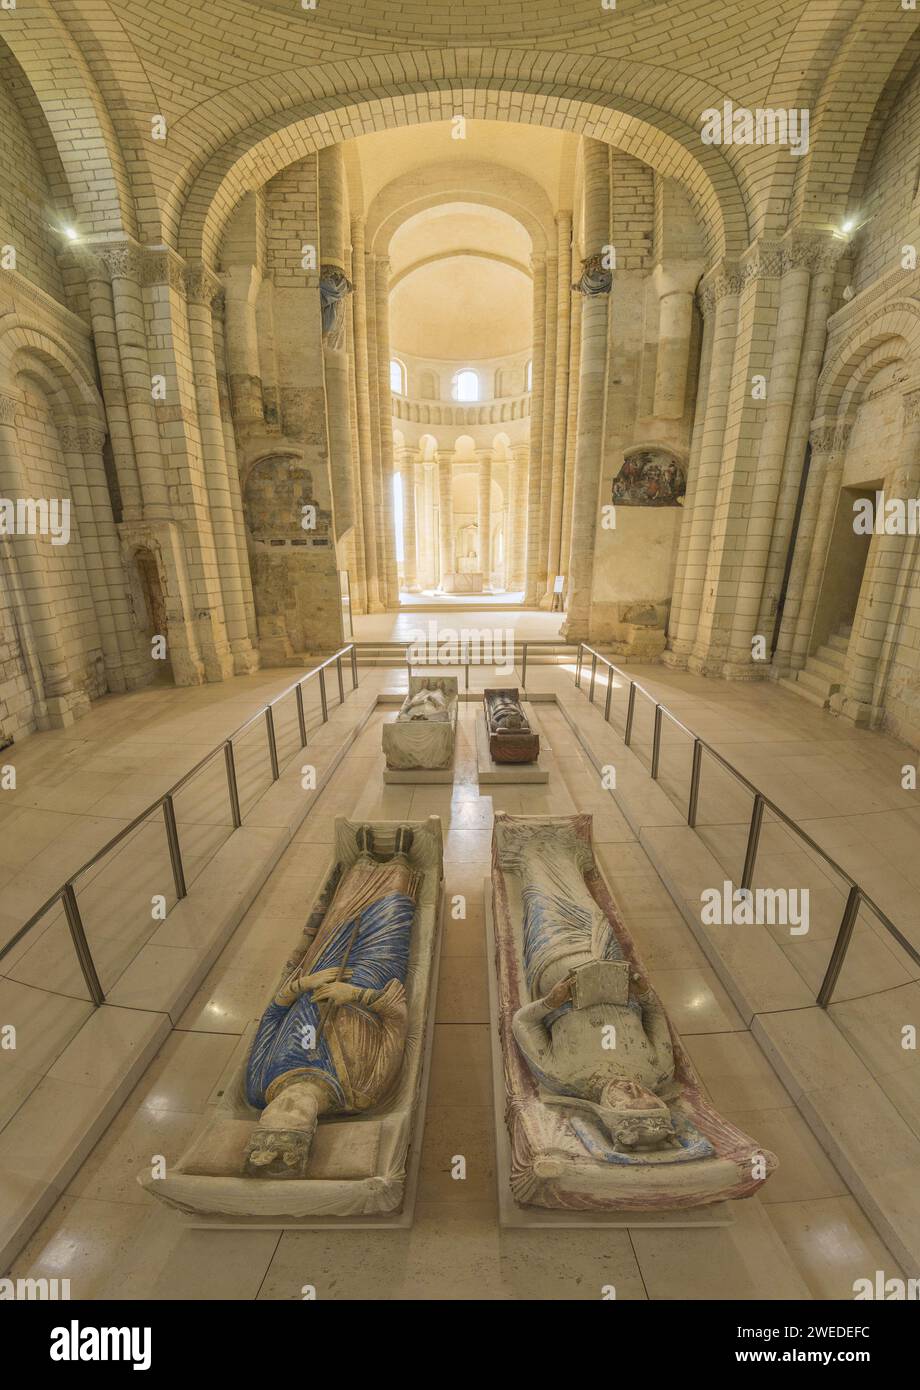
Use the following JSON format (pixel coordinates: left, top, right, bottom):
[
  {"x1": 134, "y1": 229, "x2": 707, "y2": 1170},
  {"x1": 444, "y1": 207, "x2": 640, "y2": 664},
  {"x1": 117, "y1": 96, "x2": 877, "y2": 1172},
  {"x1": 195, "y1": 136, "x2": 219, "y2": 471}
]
[
  {"x1": 778, "y1": 674, "x2": 829, "y2": 709},
  {"x1": 796, "y1": 668, "x2": 838, "y2": 700},
  {"x1": 826, "y1": 632, "x2": 850, "y2": 654},
  {"x1": 807, "y1": 654, "x2": 844, "y2": 686},
  {"x1": 814, "y1": 643, "x2": 845, "y2": 670}
]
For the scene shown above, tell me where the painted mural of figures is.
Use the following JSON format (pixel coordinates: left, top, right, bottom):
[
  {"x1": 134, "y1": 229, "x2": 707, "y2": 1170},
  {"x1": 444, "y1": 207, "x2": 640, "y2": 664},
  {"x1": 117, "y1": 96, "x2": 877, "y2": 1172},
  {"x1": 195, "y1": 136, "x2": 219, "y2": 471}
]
[
  {"x1": 503, "y1": 820, "x2": 680, "y2": 1154},
  {"x1": 244, "y1": 826, "x2": 419, "y2": 1178},
  {"x1": 612, "y1": 449, "x2": 686, "y2": 507}
]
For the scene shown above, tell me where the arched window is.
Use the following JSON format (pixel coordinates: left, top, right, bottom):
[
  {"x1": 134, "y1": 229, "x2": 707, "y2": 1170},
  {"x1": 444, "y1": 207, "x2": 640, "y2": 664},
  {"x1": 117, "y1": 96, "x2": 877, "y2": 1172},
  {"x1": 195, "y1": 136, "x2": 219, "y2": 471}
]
[
  {"x1": 390, "y1": 359, "x2": 407, "y2": 395},
  {"x1": 455, "y1": 369, "x2": 479, "y2": 402},
  {"x1": 525, "y1": 359, "x2": 533, "y2": 391}
]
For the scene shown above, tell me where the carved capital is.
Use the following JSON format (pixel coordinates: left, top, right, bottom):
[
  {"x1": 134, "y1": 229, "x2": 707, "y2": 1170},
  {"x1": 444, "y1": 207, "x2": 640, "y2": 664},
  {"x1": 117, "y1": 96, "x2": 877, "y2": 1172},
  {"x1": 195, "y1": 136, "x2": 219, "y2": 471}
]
[
  {"x1": 834, "y1": 421, "x2": 853, "y2": 452},
  {"x1": 0, "y1": 392, "x2": 19, "y2": 426},
  {"x1": 573, "y1": 253, "x2": 612, "y2": 296},
  {"x1": 903, "y1": 388, "x2": 920, "y2": 424},
  {"x1": 698, "y1": 262, "x2": 742, "y2": 317},
  {"x1": 94, "y1": 242, "x2": 144, "y2": 283},
  {"x1": 79, "y1": 424, "x2": 108, "y2": 452},
  {"x1": 808, "y1": 425, "x2": 837, "y2": 454},
  {"x1": 183, "y1": 263, "x2": 224, "y2": 307}
]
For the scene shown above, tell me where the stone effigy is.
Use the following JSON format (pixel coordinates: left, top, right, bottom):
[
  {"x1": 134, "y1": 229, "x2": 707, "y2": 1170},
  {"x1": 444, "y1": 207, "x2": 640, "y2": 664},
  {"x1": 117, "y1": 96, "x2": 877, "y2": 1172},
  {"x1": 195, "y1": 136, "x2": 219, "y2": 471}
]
[
  {"x1": 491, "y1": 813, "x2": 776, "y2": 1211},
  {"x1": 139, "y1": 816, "x2": 443, "y2": 1221},
  {"x1": 484, "y1": 687, "x2": 540, "y2": 764},
  {"x1": 382, "y1": 676, "x2": 458, "y2": 771}
]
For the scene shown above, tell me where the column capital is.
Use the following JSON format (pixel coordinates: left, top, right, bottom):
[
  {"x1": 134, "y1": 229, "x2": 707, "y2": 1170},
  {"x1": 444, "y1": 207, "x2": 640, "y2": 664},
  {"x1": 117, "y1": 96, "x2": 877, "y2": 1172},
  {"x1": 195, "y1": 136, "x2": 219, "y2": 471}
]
[
  {"x1": 697, "y1": 259, "x2": 742, "y2": 317},
  {"x1": 809, "y1": 418, "x2": 852, "y2": 454},
  {"x1": 183, "y1": 261, "x2": 224, "y2": 307},
  {"x1": 902, "y1": 387, "x2": 920, "y2": 424},
  {"x1": 0, "y1": 392, "x2": 20, "y2": 426}
]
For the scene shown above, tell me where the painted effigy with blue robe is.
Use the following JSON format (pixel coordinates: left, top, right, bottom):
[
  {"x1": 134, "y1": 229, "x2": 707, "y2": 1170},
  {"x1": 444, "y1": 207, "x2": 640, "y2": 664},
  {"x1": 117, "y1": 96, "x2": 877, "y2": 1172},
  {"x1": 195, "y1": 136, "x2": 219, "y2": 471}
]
[{"x1": 246, "y1": 854, "x2": 419, "y2": 1115}]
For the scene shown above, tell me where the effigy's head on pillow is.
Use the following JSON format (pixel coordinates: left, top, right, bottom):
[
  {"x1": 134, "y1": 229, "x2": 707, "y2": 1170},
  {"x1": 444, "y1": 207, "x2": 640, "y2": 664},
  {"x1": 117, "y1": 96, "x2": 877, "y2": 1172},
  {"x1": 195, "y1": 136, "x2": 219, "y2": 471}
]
[{"x1": 598, "y1": 1079, "x2": 675, "y2": 1152}]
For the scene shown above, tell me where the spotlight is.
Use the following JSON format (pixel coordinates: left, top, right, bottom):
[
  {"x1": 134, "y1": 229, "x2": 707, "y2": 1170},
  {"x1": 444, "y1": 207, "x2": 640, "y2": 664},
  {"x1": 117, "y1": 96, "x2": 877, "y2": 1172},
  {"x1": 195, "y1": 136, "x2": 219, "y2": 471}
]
[
  {"x1": 841, "y1": 218, "x2": 855, "y2": 234},
  {"x1": 62, "y1": 226, "x2": 79, "y2": 241}
]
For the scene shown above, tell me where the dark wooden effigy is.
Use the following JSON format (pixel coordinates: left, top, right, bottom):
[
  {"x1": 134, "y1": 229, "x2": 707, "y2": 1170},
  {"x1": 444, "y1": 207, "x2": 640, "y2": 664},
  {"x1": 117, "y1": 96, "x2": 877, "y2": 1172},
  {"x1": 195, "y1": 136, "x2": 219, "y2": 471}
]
[{"x1": 484, "y1": 688, "x2": 540, "y2": 764}]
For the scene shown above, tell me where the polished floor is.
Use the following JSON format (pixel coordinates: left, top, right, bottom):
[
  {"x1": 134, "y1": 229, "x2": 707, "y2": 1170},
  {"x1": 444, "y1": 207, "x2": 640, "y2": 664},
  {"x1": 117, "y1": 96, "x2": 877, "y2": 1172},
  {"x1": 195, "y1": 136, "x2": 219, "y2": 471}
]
[{"x1": 4, "y1": 660, "x2": 912, "y2": 1300}]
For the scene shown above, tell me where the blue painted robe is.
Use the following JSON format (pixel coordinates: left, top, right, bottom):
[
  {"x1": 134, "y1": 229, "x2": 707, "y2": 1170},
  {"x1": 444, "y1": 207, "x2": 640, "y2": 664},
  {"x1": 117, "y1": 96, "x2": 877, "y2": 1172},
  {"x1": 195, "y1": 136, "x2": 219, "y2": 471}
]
[{"x1": 246, "y1": 860, "x2": 416, "y2": 1114}]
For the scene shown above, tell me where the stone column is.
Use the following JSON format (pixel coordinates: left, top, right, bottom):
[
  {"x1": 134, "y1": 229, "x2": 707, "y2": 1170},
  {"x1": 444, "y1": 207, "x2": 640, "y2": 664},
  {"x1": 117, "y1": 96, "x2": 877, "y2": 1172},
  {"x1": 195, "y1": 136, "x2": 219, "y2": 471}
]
[
  {"x1": 524, "y1": 253, "x2": 546, "y2": 604},
  {"x1": 728, "y1": 255, "x2": 812, "y2": 657},
  {"x1": 374, "y1": 254, "x2": 398, "y2": 606},
  {"x1": 560, "y1": 138, "x2": 612, "y2": 641},
  {"x1": 214, "y1": 281, "x2": 261, "y2": 648},
  {"x1": 398, "y1": 445, "x2": 419, "y2": 592},
  {"x1": 652, "y1": 263, "x2": 700, "y2": 420},
  {"x1": 82, "y1": 254, "x2": 143, "y2": 520},
  {"x1": 437, "y1": 449, "x2": 454, "y2": 589},
  {"x1": 509, "y1": 441, "x2": 529, "y2": 592},
  {"x1": 663, "y1": 290, "x2": 714, "y2": 666},
  {"x1": 0, "y1": 391, "x2": 77, "y2": 725},
  {"x1": 667, "y1": 264, "x2": 740, "y2": 658},
  {"x1": 544, "y1": 211, "x2": 572, "y2": 602},
  {"x1": 319, "y1": 145, "x2": 356, "y2": 540},
  {"x1": 95, "y1": 244, "x2": 170, "y2": 519},
  {"x1": 345, "y1": 281, "x2": 368, "y2": 615},
  {"x1": 759, "y1": 250, "x2": 838, "y2": 634},
  {"x1": 185, "y1": 264, "x2": 259, "y2": 673},
  {"x1": 560, "y1": 287, "x2": 582, "y2": 587},
  {"x1": 836, "y1": 389, "x2": 920, "y2": 721},
  {"x1": 477, "y1": 447, "x2": 493, "y2": 588},
  {"x1": 221, "y1": 263, "x2": 264, "y2": 429},
  {"x1": 350, "y1": 218, "x2": 383, "y2": 612},
  {"x1": 775, "y1": 421, "x2": 852, "y2": 668},
  {"x1": 538, "y1": 246, "x2": 558, "y2": 601}
]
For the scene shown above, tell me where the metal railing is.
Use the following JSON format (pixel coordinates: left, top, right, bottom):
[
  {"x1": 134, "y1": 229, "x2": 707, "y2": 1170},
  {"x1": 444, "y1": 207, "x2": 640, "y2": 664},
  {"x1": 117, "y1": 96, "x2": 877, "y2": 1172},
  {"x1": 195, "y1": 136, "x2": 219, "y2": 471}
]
[
  {"x1": 0, "y1": 644, "x2": 360, "y2": 1007},
  {"x1": 574, "y1": 643, "x2": 920, "y2": 1008}
]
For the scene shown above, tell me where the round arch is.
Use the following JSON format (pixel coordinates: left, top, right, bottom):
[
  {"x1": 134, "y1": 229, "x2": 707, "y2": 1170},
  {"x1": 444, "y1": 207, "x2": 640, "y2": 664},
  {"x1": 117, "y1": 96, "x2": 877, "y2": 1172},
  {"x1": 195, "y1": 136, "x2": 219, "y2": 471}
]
[
  {"x1": 172, "y1": 64, "x2": 751, "y2": 266},
  {"x1": 814, "y1": 301, "x2": 920, "y2": 417}
]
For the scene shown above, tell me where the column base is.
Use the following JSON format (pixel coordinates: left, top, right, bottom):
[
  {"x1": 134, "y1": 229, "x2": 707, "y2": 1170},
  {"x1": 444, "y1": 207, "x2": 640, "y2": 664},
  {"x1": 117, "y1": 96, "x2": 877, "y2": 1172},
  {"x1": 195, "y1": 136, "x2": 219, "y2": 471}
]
[
  {"x1": 232, "y1": 642, "x2": 261, "y2": 676},
  {"x1": 828, "y1": 691, "x2": 873, "y2": 727}
]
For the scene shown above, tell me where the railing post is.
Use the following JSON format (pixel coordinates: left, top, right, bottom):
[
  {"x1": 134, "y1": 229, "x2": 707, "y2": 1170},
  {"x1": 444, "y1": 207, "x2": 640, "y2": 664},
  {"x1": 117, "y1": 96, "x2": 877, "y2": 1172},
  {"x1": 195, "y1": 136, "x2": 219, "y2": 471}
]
[
  {"x1": 521, "y1": 641, "x2": 528, "y2": 692},
  {"x1": 575, "y1": 643, "x2": 583, "y2": 689},
  {"x1": 319, "y1": 667, "x2": 328, "y2": 722},
  {"x1": 295, "y1": 683, "x2": 308, "y2": 746},
  {"x1": 604, "y1": 668, "x2": 613, "y2": 722},
  {"x1": 350, "y1": 645, "x2": 358, "y2": 689},
  {"x1": 162, "y1": 794, "x2": 187, "y2": 900},
  {"x1": 688, "y1": 738, "x2": 702, "y2": 827},
  {"x1": 336, "y1": 655, "x2": 345, "y2": 705},
  {"x1": 624, "y1": 682, "x2": 637, "y2": 746},
  {"x1": 224, "y1": 741, "x2": 242, "y2": 828},
  {"x1": 651, "y1": 705, "x2": 663, "y2": 779},
  {"x1": 62, "y1": 883, "x2": 105, "y2": 1006},
  {"x1": 817, "y1": 885, "x2": 862, "y2": 1008},
  {"x1": 589, "y1": 652, "x2": 598, "y2": 703},
  {"x1": 264, "y1": 706, "x2": 280, "y2": 781},
  {"x1": 740, "y1": 793, "x2": 764, "y2": 892}
]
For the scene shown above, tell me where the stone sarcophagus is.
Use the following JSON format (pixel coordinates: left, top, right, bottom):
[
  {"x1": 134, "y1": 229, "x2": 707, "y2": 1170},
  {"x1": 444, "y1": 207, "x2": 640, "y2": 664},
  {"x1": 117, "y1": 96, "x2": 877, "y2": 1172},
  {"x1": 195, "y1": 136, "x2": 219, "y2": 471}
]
[
  {"x1": 382, "y1": 676, "x2": 458, "y2": 770},
  {"x1": 490, "y1": 813, "x2": 777, "y2": 1212},
  {"x1": 484, "y1": 688, "x2": 540, "y2": 764},
  {"x1": 139, "y1": 817, "x2": 443, "y2": 1223}
]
